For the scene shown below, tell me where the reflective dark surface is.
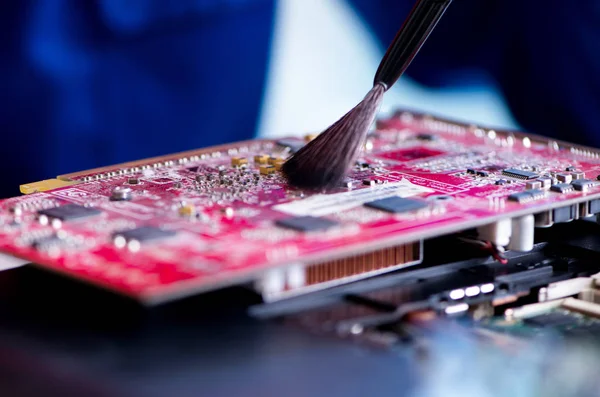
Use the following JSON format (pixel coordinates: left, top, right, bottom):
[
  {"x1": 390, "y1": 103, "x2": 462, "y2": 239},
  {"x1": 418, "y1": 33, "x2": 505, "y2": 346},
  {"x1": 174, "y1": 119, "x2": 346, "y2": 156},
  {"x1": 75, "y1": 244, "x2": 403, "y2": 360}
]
[{"x1": 2, "y1": 220, "x2": 600, "y2": 397}]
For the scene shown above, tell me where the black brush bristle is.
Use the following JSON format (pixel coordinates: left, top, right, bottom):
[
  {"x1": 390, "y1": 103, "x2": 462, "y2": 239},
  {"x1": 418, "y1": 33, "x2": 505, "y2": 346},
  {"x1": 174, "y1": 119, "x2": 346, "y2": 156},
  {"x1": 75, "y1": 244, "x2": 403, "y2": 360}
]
[{"x1": 282, "y1": 83, "x2": 385, "y2": 189}]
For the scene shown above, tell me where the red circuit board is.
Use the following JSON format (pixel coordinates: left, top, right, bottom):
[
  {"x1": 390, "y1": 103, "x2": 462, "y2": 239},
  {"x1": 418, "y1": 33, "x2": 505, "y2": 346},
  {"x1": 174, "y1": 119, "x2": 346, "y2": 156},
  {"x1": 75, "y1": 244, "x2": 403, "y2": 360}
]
[{"x1": 2, "y1": 109, "x2": 600, "y2": 304}]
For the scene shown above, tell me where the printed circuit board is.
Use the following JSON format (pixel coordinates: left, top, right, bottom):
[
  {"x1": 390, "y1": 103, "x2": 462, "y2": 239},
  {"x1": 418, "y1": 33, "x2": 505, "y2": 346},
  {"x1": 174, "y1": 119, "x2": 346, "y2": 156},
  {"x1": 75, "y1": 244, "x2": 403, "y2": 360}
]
[{"x1": 2, "y1": 109, "x2": 600, "y2": 304}]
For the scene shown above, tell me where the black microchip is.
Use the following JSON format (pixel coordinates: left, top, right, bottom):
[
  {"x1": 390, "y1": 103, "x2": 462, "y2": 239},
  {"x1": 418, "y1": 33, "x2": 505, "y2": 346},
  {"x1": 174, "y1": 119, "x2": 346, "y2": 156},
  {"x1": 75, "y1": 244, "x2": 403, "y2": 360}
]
[
  {"x1": 275, "y1": 216, "x2": 338, "y2": 232},
  {"x1": 30, "y1": 234, "x2": 61, "y2": 250},
  {"x1": 364, "y1": 196, "x2": 428, "y2": 214},
  {"x1": 113, "y1": 226, "x2": 176, "y2": 242},
  {"x1": 507, "y1": 192, "x2": 532, "y2": 203},
  {"x1": 507, "y1": 189, "x2": 545, "y2": 203},
  {"x1": 477, "y1": 171, "x2": 489, "y2": 177},
  {"x1": 571, "y1": 179, "x2": 596, "y2": 192},
  {"x1": 276, "y1": 139, "x2": 305, "y2": 153},
  {"x1": 495, "y1": 179, "x2": 507, "y2": 185},
  {"x1": 550, "y1": 183, "x2": 574, "y2": 193},
  {"x1": 553, "y1": 206, "x2": 575, "y2": 223},
  {"x1": 502, "y1": 168, "x2": 539, "y2": 180},
  {"x1": 356, "y1": 161, "x2": 370, "y2": 170},
  {"x1": 466, "y1": 168, "x2": 476, "y2": 174},
  {"x1": 524, "y1": 311, "x2": 575, "y2": 327},
  {"x1": 416, "y1": 133, "x2": 436, "y2": 141},
  {"x1": 38, "y1": 204, "x2": 102, "y2": 221}
]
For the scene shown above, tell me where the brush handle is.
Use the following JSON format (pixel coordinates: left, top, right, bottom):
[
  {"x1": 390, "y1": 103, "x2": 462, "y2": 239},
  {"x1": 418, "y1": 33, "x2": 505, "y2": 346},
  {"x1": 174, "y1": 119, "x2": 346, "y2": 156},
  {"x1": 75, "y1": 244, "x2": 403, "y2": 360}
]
[{"x1": 374, "y1": 0, "x2": 453, "y2": 90}]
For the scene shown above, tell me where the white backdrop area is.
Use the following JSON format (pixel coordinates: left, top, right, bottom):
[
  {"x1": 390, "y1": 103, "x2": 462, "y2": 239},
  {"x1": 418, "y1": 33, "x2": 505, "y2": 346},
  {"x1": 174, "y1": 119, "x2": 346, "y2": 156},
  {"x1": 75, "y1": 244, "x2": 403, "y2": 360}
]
[{"x1": 258, "y1": 0, "x2": 520, "y2": 138}]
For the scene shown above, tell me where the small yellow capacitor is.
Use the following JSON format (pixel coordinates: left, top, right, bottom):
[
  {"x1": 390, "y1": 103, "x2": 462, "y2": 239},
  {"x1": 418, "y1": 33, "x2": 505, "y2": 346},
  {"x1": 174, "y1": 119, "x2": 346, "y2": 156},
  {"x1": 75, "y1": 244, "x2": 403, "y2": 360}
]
[
  {"x1": 178, "y1": 204, "x2": 196, "y2": 217},
  {"x1": 259, "y1": 165, "x2": 276, "y2": 175},
  {"x1": 231, "y1": 157, "x2": 248, "y2": 167},
  {"x1": 273, "y1": 159, "x2": 286, "y2": 171},
  {"x1": 254, "y1": 154, "x2": 269, "y2": 164},
  {"x1": 304, "y1": 134, "x2": 317, "y2": 142}
]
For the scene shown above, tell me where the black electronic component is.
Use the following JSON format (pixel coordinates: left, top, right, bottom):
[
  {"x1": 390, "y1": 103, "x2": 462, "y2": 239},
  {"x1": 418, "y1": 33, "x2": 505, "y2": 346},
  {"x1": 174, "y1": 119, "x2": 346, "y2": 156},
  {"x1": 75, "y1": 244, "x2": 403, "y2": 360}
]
[
  {"x1": 565, "y1": 166, "x2": 576, "y2": 172},
  {"x1": 113, "y1": 226, "x2": 177, "y2": 243},
  {"x1": 276, "y1": 139, "x2": 305, "y2": 153},
  {"x1": 30, "y1": 235, "x2": 61, "y2": 250},
  {"x1": 571, "y1": 179, "x2": 596, "y2": 192},
  {"x1": 416, "y1": 133, "x2": 436, "y2": 141},
  {"x1": 507, "y1": 192, "x2": 532, "y2": 203},
  {"x1": 466, "y1": 168, "x2": 476, "y2": 174},
  {"x1": 477, "y1": 171, "x2": 489, "y2": 177},
  {"x1": 37, "y1": 204, "x2": 102, "y2": 221},
  {"x1": 495, "y1": 179, "x2": 507, "y2": 185},
  {"x1": 550, "y1": 183, "x2": 574, "y2": 194},
  {"x1": 507, "y1": 189, "x2": 545, "y2": 204},
  {"x1": 275, "y1": 216, "x2": 338, "y2": 232},
  {"x1": 502, "y1": 168, "x2": 539, "y2": 180},
  {"x1": 553, "y1": 206, "x2": 576, "y2": 223},
  {"x1": 364, "y1": 196, "x2": 428, "y2": 214}
]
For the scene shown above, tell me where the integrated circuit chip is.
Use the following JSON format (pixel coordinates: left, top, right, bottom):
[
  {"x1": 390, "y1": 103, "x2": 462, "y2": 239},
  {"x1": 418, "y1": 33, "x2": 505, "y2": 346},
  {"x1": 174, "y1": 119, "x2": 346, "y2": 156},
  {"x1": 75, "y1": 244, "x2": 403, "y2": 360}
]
[
  {"x1": 113, "y1": 226, "x2": 176, "y2": 243},
  {"x1": 550, "y1": 183, "x2": 574, "y2": 194},
  {"x1": 275, "y1": 216, "x2": 338, "y2": 232},
  {"x1": 37, "y1": 204, "x2": 102, "y2": 221},
  {"x1": 571, "y1": 179, "x2": 596, "y2": 192},
  {"x1": 502, "y1": 168, "x2": 539, "y2": 180},
  {"x1": 507, "y1": 189, "x2": 546, "y2": 203},
  {"x1": 364, "y1": 196, "x2": 428, "y2": 214}
]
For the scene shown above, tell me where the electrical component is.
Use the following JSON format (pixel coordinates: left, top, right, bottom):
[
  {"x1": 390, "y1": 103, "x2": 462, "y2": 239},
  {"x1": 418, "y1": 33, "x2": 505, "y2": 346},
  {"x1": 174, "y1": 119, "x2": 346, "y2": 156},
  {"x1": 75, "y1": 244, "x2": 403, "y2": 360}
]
[
  {"x1": 502, "y1": 168, "x2": 539, "y2": 180},
  {"x1": 37, "y1": 204, "x2": 102, "y2": 222},
  {"x1": 571, "y1": 179, "x2": 596, "y2": 192},
  {"x1": 557, "y1": 173, "x2": 573, "y2": 183},
  {"x1": 477, "y1": 219, "x2": 512, "y2": 247},
  {"x1": 550, "y1": 183, "x2": 574, "y2": 193},
  {"x1": 507, "y1": 189, "x2": 545, "y2": 203},
  {"x1": 259, "y1": 165, "x2": 276, "y2": 175},
  {"x1": 275, "y1": 216, "x2": 338, "y2": 232},
  {"x1": 112, "y1": 226, "x2": 176, "y2": 247},
  {"x1": 364, "y1": 196, "x2": 428, "y2": 214},
  {"x1": 553, "y1": 205, "x2": 577, "y2": 223},
  {"x1": 256, "y1": 242, "x2": 422, "y2": 301},
  {"x1": 538, "y1": 177, "x2": 552, "y2": 189},
  {"x1": 110, "y1": 187, "x2": 132, "y2": 201},
  {"x1": 231, "y1": 157, "x2": 248, "y2": 167},
  {"x1": 254, "y1": 154, "x2": 269, "y2": 164},
  {"x1": 525, "y1": 180, "x2": 542, "y2": 190},
  {"x1": 508, "y1": 214, "x2": 534, "y2": 252}
]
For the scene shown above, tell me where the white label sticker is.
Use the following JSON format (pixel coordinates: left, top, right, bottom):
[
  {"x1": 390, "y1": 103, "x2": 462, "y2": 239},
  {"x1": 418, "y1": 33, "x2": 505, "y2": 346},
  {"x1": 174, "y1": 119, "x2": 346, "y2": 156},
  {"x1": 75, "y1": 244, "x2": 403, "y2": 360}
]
[{"x1": 273, "y1": 179, "x2": 433, "y2": 216}]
